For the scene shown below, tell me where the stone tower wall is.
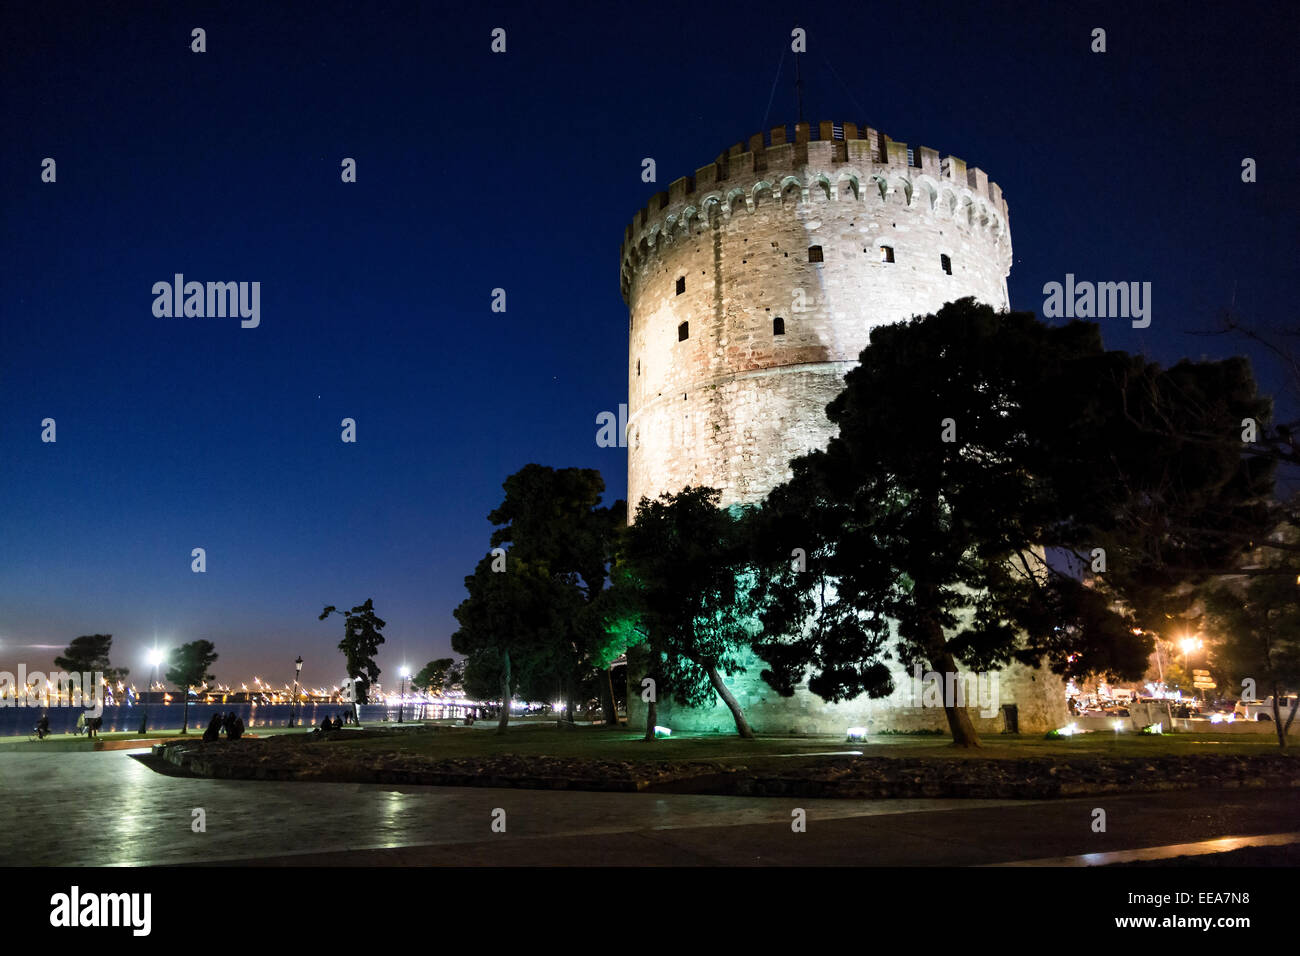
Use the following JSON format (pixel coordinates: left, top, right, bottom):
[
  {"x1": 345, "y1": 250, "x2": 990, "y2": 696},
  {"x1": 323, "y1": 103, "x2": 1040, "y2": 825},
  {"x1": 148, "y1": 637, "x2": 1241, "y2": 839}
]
[
  {"x1": 621, "y1": 121, "x2": 1068, "y2": 736},
  {"x1": 622, "y1": 120, "x2": 1012, "y2": 511}
]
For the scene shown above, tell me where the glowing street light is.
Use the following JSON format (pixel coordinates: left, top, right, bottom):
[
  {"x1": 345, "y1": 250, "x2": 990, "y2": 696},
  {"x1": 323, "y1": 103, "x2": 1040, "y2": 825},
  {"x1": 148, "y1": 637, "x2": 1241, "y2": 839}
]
[{"x1": 289, "y1": 656, "x2": 303, "y2": 727}]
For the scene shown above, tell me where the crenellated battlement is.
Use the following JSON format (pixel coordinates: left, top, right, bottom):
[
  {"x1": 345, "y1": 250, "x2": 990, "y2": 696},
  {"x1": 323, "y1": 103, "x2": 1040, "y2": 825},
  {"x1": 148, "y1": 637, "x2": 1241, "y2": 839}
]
[{"x1": 619, "y1": 120, "x2": 1011, "y2": 302}]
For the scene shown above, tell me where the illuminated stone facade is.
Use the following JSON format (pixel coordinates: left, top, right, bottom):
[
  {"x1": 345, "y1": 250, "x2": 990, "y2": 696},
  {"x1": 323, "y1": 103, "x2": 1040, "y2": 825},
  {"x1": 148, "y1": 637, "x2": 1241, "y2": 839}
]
[{"x1": 620, "y1": 120, "x2": 1069, "y2": 736}]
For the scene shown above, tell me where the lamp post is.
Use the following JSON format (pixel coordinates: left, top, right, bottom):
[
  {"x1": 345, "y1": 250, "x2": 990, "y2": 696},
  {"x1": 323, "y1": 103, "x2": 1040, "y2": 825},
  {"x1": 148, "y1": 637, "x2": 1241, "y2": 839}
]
[
  {"x1": 289, "y1": 656, "x2": 303, "y2": 728},
  {"x1": 398, "y1": 667, "x2": 410, "y2": 723}
]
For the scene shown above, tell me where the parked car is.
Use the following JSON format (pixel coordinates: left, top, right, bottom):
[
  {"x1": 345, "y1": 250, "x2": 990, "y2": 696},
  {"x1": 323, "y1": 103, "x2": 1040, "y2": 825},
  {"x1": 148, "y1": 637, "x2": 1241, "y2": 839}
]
[{"x1": 1234, "y1": 695, "x2": 1298, "y2": 721}]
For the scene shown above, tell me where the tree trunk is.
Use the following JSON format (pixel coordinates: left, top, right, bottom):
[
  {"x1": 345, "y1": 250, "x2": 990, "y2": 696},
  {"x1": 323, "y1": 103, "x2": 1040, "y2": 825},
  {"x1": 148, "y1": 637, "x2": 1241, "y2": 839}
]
[
  {"x1": 496, "y1": 648, "x2": 511, "y2": 736},
  {"x1": 181, "y1": 691, "x2": 189, "y2": 734},
  {"x1": 564, "y1": 672, "x2": 576, "y2": 724},
  {"x1": 934, "y1": 648, "x2": 982, "y2": 748},
  {"x1": 1284, "y1": 694, "x2": 1300, "y2": 741},
  {"x1": 602, "y1": 667, "x2": 618, "y2": 726},
  {"x1": 643, "y1": 695, "x2": 657, "y2": 741},
  {"x1": 704, "y1": 662, "x2": 754, "y2": 739},
  {"x1": 1272, "y1": 683, "x2": 1286, "y2": 750}
]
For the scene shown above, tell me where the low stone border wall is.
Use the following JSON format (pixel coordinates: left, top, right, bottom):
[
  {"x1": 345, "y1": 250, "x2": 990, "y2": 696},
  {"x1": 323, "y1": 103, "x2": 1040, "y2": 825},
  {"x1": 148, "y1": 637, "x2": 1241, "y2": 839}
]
[{"x1": 152, "y1": 734, "x2": 1300, "y2": 800}]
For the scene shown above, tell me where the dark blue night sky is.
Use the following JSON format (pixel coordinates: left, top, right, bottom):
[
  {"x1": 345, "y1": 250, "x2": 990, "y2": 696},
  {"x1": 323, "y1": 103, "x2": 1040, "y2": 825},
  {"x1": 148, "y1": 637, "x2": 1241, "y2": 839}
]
[{"x1": 2, "y1": 0, "x2": 1295, "y2": 687}]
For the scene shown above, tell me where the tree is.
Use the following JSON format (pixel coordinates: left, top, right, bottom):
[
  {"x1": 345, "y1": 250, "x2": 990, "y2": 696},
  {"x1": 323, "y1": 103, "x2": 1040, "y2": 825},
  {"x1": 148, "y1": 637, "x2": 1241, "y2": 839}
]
[
  {"x1": 451, "y1": 554, "x2": 566, "y2": 734},
  {"x1": 319, "y1": 599, "x2": 386, "y2": 704},
  {"x1": 164, "y1": 640, "x2": 218, "y2": 735},
  {"x1": 596, "y1": 544, "x2": 654, "y2": 733},
  {"x1": 750, "y1": 299, "x2": 1273, "y2": 747},
  {"x1": 54, "y1": 634, "x2": 129, "y2": 685},
  {"x1": 411, "y1": 658, "x2": 455, "y2": 696},
  {"x1": 486, "y1": 464, "x2": 626, "y2": 724},
  {"x1": 442, "y1": 659, "x2": 467, "y2": 695},
  {"x1": 622, "y1": 487, "x2": 756, "y2": 739},
  {"x1": 1203, "y1": 525, "x2": 1300, "y2": 748}
]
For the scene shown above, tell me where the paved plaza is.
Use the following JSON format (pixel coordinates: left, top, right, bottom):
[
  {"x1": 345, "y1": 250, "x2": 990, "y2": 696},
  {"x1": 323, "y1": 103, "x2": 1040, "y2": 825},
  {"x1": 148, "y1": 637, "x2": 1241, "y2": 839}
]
[{"x1": 2, "y1": 750, "x2": 1296, "y2": 866}]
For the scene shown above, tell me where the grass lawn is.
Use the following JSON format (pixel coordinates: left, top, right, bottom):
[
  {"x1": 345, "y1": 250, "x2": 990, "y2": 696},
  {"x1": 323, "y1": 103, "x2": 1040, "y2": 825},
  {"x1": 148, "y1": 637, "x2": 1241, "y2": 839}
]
[
  {"x1": 319, "y1": 722, "x2": 1296, "y2": 765},
  {"x1": 0, "y1": 725, "x2": 309, "y2": 750}
]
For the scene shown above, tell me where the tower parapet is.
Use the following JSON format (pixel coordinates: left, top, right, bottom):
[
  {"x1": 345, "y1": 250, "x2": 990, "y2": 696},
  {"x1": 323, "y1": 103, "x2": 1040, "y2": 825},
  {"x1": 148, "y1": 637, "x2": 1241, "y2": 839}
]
[{"x1": 620, "y1": 121, "x2": 1010, "y2": 303}]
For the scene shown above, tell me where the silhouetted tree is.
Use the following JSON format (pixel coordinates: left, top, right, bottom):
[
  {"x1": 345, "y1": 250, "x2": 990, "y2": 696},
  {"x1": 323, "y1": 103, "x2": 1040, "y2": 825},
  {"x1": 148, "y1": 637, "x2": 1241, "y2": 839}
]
[
  {"x1": 451, "y1": 554, "x2": 568, "y2": 734},
  {"x1": 411, "y1": 658, "x2": 455, "y2": 696},
  {"x1": 164, "y1": 640, "x2": 218, "y2": 735},
  {"x1": 1203, "y1": 523, "x2": 1300, "y2": 748},
  {"x1": 54, "y1": 634, "x2": 128, "y2": 685},
  {"x1": 487, "y1": 465, "x2": 626, "y2": 723},
  {"x1": 750, "y1": 299, "x2": 1273, "y2": 747},
  {"x1": 319, "y1": 599, "x2": 386, "y2": 704}
]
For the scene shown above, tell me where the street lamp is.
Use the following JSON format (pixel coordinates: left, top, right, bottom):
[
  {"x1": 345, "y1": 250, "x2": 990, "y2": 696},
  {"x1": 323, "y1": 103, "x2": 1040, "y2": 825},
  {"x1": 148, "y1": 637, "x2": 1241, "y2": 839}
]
[
  {"x1": 289, "y1": 656, "x2": 303, "y2": 728},
  {"x1": 398, "y1": 666, "x2": 410, "y2": 723}
]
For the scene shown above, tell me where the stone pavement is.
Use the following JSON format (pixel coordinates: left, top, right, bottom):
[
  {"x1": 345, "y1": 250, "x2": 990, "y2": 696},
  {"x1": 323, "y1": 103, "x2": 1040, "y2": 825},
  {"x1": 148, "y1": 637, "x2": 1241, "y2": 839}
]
[{"x1": 1, "y1": 750, "x2": 1296, "y2": 866}]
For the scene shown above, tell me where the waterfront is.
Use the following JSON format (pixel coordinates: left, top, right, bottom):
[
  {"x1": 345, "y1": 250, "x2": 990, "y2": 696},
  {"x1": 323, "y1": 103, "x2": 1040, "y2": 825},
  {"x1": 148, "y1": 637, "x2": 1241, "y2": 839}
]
[{"x1": 0, "y1": 701, "x2": 485, "y2": 737}]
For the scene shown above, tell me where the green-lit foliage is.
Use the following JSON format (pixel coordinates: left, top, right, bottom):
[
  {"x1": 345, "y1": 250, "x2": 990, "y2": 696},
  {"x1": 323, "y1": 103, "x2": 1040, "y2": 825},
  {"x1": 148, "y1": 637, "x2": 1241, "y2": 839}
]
[{"x1": 623, "y1": 486, "x2": 757, "y2": 737}]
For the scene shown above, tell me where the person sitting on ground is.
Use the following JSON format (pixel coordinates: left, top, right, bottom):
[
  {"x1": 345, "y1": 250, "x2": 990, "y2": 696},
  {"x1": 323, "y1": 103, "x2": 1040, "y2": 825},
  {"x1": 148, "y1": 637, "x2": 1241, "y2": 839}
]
[
  {"x1": 203, "y1": 712, "x2": 223, "y2": 741},
  {"x1": 332, "y1": 715, "x2": 343, "y2": 731},
  {"x1": 229, "y1": 715, "x2": 245, "y2": 740},
  {"x1": 320, "y1": 715, "x2": 332, "y2": 733},
  {"x1": 36, "y1": 714, "x2": 51, "y2": 739},
  {"x1": 222, "y1": 711, "x2": 237, "y2": 738}
]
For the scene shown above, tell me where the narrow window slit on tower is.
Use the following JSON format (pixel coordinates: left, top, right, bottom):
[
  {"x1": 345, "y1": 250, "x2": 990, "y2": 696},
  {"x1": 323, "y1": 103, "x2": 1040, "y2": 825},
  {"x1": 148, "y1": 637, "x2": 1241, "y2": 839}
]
[
  {"x1": 808, "y1": 245, "x2": 823, "y2": 263},
  {"x1": 880, "y1": 245, "x2": 895, "y2": 263},
  {"x1": 676, "y1": 276, "x2": 686, "y2": 295},
  {"x1": 773, "y1": 317, "x2": 785, "y2": 335},
  {"x1": 941, "y1": 254, "x2": 952, "y2": 275},
  {"x1": 678, "y1": 321, "x2": 689, "y2": 341}
]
